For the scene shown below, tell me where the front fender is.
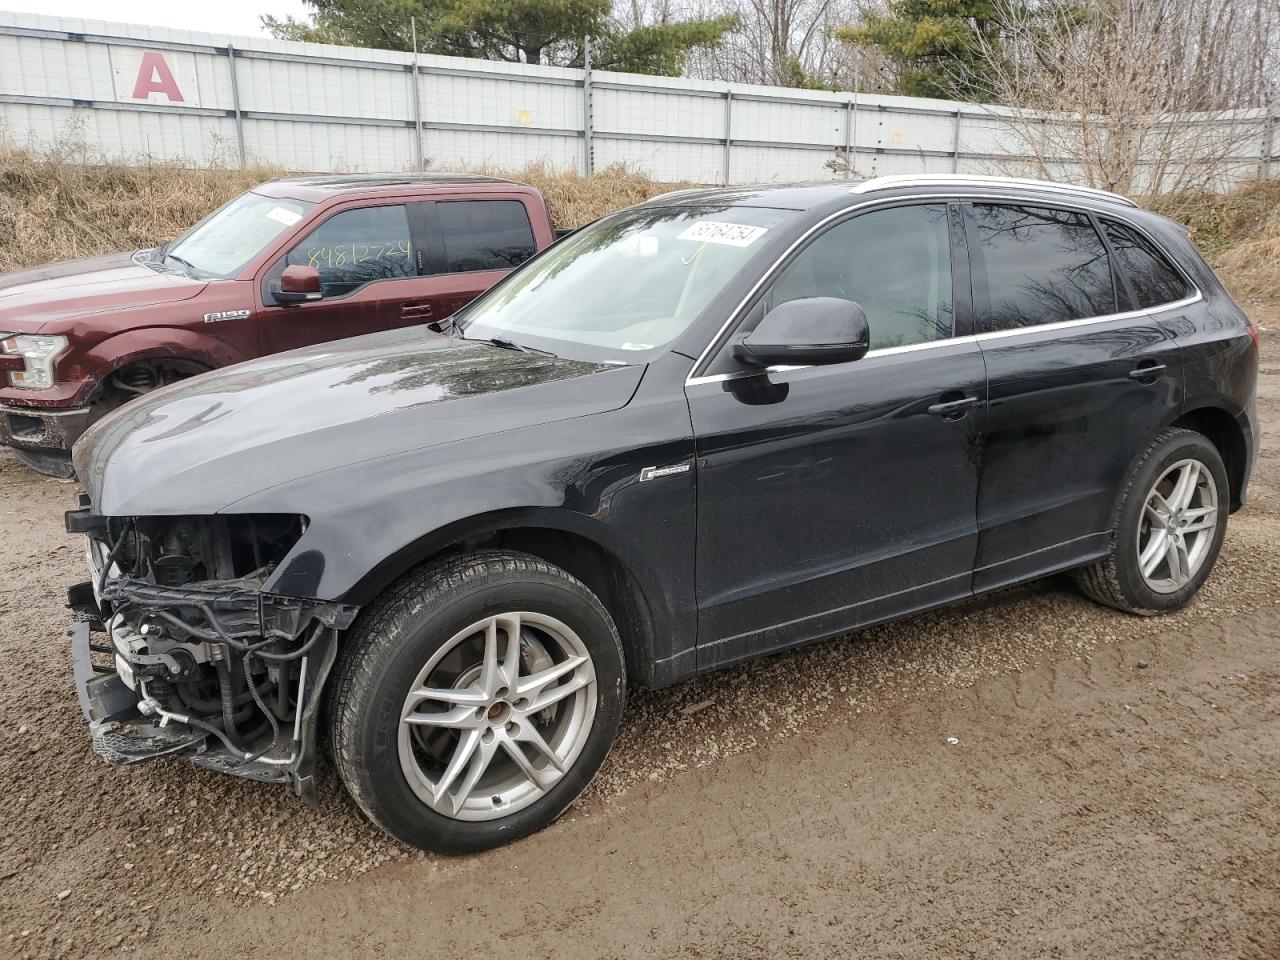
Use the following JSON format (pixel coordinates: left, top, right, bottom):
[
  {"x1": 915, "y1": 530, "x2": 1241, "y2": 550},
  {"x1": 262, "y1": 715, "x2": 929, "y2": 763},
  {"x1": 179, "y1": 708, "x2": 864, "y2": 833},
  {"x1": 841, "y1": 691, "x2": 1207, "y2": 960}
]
[
  {"x1": 235, "y1": 385, "x2": 699, "y2": 673},
  {"x1": 69, "y1": 328, "x2": 250, "y2": 403}
]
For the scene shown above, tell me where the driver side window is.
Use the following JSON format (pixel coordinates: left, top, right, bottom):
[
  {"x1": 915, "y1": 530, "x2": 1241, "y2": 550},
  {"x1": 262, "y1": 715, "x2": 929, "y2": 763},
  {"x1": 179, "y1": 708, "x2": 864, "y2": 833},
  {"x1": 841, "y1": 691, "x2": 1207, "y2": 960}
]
[
  {"x1": 769, "y1": 203, "x2": 954, "y2": 350},
  {"x1": 284, "y1": 204, "x2": 416, "y2": 299}
]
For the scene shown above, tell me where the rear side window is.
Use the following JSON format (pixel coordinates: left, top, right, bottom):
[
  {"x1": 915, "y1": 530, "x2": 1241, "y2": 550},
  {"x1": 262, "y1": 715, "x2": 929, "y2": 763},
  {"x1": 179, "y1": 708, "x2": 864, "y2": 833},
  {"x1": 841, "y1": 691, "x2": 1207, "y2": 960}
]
[
  {"x1": 285, "y1": 204, "x2": 415, "y2": 298},
  {"x1": 437, "y1": 200, "x2": 537, "y2": 273},
  {"x1": 973, "y1": 204, "x2": 1116, "y2": 330},
  {"x1": 1101, "y1": 219, "x2": 1190, "y2": 309}
]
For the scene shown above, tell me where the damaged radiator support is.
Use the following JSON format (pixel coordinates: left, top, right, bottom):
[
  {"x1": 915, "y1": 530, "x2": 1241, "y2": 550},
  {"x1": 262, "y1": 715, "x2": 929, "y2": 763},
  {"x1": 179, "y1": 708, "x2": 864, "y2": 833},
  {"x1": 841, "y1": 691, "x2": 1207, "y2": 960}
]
[{"x1": 66, "y1": 505, "x2": 358, "y2": 802}]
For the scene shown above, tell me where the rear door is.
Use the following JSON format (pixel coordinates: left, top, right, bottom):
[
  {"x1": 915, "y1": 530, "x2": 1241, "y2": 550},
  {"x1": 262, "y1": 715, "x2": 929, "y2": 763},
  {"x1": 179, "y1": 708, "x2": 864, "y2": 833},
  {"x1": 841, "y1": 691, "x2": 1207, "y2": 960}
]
[
  {"x1": 966, "y1": 202, "x2": 1185, "y2": 592},
  {"x1": 382, "y1": 198, "x2": 540, "y2": 329}
]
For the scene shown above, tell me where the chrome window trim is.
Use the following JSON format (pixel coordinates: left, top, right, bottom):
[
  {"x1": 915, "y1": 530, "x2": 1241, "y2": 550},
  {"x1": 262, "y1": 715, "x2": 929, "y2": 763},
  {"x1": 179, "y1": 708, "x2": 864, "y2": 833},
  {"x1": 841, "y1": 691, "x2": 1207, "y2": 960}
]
[
  {"x1": 684, "y1": 292, "x2": 1202, "y2": 387},
  {"x1": 684, "y1": 190, "x2": 1199, "y2": 386}
]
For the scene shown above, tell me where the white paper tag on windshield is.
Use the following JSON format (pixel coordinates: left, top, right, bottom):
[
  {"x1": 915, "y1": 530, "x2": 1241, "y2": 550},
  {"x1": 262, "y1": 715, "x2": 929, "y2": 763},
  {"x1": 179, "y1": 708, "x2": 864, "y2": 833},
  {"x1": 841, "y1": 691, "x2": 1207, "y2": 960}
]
[
  {"x1": 265, "y1": 206, "x2": 303, "y2": 226},
  {"x1": 678, "y1": 221, "x2": 768, "y2": 247}
]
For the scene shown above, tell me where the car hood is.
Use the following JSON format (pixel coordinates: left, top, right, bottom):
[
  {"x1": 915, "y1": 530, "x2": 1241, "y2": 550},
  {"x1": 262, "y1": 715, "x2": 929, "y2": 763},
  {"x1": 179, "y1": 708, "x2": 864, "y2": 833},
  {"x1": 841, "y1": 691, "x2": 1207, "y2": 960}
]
[
  {"x1": 0, "y1": 252, "x2": 208, "y2": 332},
  {"x1": 75, "y1": 327, "x2": 643, "y2": 516}
]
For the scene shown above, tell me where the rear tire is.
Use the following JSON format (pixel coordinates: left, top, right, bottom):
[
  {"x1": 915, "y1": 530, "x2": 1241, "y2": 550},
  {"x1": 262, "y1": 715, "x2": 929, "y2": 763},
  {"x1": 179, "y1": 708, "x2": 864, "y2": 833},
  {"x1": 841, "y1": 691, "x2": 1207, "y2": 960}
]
[
  {"x1": 1076, "y1": 428, "x2": 1228, "y2": 614},
  {"x1": 328, "y1": 549, "x2": 626, "y2": 854}
]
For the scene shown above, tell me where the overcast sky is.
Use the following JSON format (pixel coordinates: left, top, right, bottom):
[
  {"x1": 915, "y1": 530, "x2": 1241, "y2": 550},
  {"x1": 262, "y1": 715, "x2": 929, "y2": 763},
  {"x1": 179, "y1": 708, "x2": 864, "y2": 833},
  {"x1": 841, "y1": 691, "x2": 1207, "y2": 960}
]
[{"x1": 3, "y1": 0, "x2": 312, "y2": 38}]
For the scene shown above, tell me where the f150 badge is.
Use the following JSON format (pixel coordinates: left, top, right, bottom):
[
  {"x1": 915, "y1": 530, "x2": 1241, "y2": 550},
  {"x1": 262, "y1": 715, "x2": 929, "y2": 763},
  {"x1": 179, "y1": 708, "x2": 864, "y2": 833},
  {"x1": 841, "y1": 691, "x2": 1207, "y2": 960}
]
[{"x1": 203, "y1": 309, "x2": 250, "y2": 324}]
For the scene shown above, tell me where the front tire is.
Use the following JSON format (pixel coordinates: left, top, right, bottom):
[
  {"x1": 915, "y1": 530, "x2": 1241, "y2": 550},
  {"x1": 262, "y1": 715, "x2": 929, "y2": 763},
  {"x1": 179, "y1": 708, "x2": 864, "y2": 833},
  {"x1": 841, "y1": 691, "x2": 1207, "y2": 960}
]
[
  {"x1": 328, "y1": 550, "x2": 626, "y2": 854},
  {"x1": 1076, "y1": 428, "x2": 1229, "y2": 614}
]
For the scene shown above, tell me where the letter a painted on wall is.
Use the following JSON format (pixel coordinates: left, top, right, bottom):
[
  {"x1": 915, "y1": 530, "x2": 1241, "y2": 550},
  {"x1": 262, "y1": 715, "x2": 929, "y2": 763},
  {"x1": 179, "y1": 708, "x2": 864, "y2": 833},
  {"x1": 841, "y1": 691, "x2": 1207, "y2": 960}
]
[{"x1": 131, "y1": 51, "x2": 185, "y2": 102}]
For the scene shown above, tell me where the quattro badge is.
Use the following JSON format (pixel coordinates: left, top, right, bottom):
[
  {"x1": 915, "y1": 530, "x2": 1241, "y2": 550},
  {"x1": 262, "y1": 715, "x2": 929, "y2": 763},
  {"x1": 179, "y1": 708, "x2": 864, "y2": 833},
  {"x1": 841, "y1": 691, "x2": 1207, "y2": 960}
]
[{"x1": 639, "y1": 462, "x2": 692, "y2": 482}]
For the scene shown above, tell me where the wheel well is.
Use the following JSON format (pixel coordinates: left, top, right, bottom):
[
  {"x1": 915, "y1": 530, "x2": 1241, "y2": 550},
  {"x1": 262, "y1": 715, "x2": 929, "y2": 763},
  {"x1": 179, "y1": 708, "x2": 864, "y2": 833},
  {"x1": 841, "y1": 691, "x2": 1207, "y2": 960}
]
[
  {"x1": 412, "y1": 528, "x2": 658, "y2": 686},
  {"x1": 1171, "y1": 407, "x2": 1247, "y2": 511},
  {"x1": 99, "y1": 358, "x2": 210, "y2": 401}
]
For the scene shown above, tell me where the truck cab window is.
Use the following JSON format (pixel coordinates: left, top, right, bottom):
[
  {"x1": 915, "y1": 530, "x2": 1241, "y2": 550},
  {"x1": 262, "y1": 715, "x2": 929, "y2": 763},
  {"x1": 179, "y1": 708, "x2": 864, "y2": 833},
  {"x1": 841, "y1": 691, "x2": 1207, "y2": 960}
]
[
  {"x1": 285, "y1": 204, "x2": 415, "y2": 298},
  {"x1": 437, "y1": 200, "x2": 536, "y2": 273}
]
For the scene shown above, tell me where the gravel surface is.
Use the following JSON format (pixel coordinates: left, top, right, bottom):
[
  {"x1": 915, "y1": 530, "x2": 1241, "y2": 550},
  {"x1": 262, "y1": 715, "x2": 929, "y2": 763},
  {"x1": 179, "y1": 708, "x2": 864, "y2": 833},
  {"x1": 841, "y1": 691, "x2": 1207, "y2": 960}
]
[{"x1": 0, "y1": 306, "x2": 1276, "y2": 959}]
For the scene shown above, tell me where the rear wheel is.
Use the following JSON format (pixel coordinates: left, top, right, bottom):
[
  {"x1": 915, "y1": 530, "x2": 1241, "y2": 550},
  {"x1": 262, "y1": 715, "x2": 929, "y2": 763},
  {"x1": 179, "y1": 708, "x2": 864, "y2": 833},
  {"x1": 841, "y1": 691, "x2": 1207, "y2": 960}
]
[
  {"x1": 1076, "y1": 428, "x2": 1229, "y2": 614},
  {"x1": 328, "y1": 550, "x2": 626, "y2": 853}
]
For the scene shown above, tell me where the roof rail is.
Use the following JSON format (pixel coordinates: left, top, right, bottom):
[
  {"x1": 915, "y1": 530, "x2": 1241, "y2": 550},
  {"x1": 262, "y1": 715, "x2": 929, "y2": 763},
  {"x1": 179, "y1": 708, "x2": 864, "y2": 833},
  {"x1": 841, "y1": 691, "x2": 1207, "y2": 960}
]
[{"x1": 849, "y1": 174, "x2": 1137, "y2": 208}]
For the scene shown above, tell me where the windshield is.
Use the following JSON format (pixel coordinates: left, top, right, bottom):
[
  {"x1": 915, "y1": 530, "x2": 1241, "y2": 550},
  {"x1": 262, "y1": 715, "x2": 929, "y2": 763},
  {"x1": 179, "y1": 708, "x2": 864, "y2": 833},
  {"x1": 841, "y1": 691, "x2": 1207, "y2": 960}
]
[
  {"x1": 458, "y1": 205, "x2": 795, "y2": 363},
  {"x1": 164, "y1": 191, "x2": 315, "y2": 279}
]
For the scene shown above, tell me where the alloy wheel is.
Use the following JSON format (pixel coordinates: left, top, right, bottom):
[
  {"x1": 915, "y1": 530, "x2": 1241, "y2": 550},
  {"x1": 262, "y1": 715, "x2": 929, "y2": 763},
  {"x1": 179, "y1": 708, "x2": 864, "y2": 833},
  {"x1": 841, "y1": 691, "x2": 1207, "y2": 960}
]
[
  {"x1": 397, "y1": 612, "x2": 597, "y2": 821},
  {"x1": 1136, "y1": 457, "x2": 1219, "y2": 594}
]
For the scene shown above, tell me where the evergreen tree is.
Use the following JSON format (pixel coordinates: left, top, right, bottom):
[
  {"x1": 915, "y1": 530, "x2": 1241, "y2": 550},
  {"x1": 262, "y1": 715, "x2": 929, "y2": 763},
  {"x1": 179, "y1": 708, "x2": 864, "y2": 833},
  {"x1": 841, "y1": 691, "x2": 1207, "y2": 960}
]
[
  {"x1": 263, "y1": 0, "x2": 738, "y2": 77},
  {"x1": 836, "y1": 1, "x2": 1016, "y2": 101}
]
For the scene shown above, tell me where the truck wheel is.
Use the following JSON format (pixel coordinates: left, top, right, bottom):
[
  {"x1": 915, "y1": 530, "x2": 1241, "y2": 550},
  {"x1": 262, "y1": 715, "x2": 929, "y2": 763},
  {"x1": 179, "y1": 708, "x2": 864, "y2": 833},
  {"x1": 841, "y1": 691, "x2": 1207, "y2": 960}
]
[
  {"x1": 1076, "y1": 428, "x2": 1229, "y2": 614},
  {"x1": 328, "y1": 550, "x2": 626, "y2": 853}
]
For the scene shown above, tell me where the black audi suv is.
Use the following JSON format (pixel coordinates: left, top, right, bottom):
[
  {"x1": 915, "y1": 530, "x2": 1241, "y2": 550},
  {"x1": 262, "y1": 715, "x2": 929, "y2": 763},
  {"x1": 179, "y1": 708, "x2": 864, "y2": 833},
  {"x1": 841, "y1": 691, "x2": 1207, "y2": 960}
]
[{"x1": 67, "y1": 175, "x2": 1260, "y2": 853}]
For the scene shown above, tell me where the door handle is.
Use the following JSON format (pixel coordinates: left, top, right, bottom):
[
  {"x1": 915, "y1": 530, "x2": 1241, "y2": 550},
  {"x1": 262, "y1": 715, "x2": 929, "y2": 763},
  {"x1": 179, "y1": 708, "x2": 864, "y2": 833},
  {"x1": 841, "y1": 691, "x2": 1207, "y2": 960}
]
[
  {"x1": 927, "y1": 395, "x2": 979, "y2": 420},
  {"x1": 401, "y1": 301, "x2": 434, "y2": 321},
  {"x1": 1128, "y1": 362, "x2": 1166, "y2": 382}
]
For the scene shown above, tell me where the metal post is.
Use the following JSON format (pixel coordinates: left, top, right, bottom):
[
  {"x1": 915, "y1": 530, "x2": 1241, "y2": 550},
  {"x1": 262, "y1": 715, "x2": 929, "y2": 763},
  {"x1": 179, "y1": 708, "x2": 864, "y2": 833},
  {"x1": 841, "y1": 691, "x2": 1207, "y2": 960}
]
[
  {"x1": 411, "y1": 18, "x2": 424, "y2": 171},
  {"x1": 843, "y1": 101, "x2": 853, "y2": 179},
  {"x1": 226, "y1": 44, "x2": 246, "y2": 168},
  {"x1": 722, "y1": 91, "x2": 733, "y2": 185},
  {"x1": 582, "y1": 35, "x2": 593, "y2": 177},
  {"x1": 848, "y1": 54, "x2": 859, "y2": 178},
  {"x1": 1261, "y1": 89, "x2": 1276, "y2": 180},
  {"x1": 951, "y1": 109, "x2": 961, "y2": 173}
]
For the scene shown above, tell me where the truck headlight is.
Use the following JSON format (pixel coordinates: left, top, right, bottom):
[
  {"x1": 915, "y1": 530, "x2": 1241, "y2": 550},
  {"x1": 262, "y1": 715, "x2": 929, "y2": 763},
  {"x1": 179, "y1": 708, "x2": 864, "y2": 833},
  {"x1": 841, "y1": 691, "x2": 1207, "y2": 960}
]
[{"x1": 1, "y1": 334, "x2": 68, "y2": 389}]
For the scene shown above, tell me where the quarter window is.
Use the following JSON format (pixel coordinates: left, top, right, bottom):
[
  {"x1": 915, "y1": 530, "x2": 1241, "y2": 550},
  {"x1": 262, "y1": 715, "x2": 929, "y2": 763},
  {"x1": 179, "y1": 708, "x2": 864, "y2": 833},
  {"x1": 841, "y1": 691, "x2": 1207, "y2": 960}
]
[
  {"x1": 769, "y1": 204, "x2": 954, "y2": 350},
  {"x1": 437, "y1": 200, "x2": 537, "y2": 273},
  {"x1": 972, "y1": 204, "x2": 1115, "y2": 331},
  {"x1": 285, "y1": 204, "x2": 415, "y2": 298},
  {"x1": 1101, "y1": 219, "x2": 1190, "y2": 309}
]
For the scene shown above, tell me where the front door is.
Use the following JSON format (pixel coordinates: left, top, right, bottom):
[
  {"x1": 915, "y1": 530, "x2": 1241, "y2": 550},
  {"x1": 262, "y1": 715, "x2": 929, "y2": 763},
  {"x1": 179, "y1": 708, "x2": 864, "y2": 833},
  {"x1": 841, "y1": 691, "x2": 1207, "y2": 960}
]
[
  {"x1": 258, "y1": 201, "x2": 419, "y2": 353},
  {"x1": 687, "y1": 202, "x2": 986, "y2": 670},
  {"x1": 964, "y1": 202, "x2": 1185, "y2": 591}
]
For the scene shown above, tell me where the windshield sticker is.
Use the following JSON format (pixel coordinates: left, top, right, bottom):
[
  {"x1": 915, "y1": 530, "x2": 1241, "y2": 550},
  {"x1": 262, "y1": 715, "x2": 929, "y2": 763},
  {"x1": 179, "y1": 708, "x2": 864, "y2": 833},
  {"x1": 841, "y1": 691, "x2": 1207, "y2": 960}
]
[
  {"x1": 678, "y1": 221, "x2": 768, "y2": 247},
  {"x1": 620, "y1": 342, "x2": 654, "y2": 351},
  {"x1": 265, "y1": 206, "x2": 303, "y2": 226}
]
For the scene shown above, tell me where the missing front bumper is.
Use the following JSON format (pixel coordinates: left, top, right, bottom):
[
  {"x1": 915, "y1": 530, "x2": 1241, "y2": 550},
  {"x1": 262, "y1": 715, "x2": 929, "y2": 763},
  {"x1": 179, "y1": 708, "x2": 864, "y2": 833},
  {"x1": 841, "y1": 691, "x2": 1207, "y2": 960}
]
[
  {"x1": 0, "y1": 402, "x2": 92, "y2": 452},
  {"x1": 67, "y1": 581, "x2": 347, "y2": 799}
]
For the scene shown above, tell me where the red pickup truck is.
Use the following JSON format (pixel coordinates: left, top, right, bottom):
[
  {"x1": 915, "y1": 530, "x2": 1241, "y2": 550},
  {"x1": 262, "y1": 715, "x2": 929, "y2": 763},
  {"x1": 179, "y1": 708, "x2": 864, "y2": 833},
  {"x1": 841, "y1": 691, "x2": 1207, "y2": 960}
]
[{"x1": 0, "y1": 173, "x2": 559, "y2": 476}]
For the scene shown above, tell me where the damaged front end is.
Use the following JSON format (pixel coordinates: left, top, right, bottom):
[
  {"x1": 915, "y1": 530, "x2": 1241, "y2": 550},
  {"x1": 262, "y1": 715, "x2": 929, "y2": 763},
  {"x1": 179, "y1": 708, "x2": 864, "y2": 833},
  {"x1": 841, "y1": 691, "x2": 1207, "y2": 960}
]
[{"x1": 65, "y1": 495, "x2": 357, "y2": 801}]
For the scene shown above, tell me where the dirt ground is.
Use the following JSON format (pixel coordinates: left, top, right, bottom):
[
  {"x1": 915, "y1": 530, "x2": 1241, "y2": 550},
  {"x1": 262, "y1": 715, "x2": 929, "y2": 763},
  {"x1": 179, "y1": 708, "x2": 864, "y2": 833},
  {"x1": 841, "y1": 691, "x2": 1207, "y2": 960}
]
[{"x1": 1, "y1": 306, "x2": 1278, "y2": 960}]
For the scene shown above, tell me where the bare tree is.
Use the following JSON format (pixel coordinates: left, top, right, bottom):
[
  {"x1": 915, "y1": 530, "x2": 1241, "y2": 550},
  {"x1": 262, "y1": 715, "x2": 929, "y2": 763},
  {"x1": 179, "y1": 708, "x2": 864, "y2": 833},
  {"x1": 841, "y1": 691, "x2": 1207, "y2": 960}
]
[
  {"x1": 975, "y1": 0, "x2": 1278, "y2": 199},
  {"x1": 650, "y1": 0, "x2": 875, "y2": 87}
]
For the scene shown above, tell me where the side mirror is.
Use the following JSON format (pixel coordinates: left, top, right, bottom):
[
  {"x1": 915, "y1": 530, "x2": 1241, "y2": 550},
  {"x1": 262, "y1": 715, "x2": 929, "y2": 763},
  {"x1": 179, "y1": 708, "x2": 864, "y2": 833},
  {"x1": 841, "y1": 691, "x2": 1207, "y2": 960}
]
[
  {"x1": 733, "y1": 297, "x2": 870, "y2": 368},
  {"x1": 273, "y1": 265, "x2": 323, "y2": 304}
]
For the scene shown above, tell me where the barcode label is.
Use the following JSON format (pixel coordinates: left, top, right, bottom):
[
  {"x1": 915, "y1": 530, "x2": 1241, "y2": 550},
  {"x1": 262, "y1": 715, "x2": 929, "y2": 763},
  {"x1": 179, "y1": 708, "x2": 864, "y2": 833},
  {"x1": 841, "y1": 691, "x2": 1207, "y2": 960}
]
[{"x1": 677, "y1": 221, "x2": 769, "y2": 247}]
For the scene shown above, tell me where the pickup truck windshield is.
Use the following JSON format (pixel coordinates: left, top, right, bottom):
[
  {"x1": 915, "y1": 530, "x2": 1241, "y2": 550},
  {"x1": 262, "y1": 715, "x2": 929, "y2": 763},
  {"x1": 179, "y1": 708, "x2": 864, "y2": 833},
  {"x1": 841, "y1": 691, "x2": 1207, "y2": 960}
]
[
  {"x1": 457, "y1": 205, "x2": 795, "y2": 363},
  {"x1": 164, "y1": 192, "x2": 315, "y2": 279}
]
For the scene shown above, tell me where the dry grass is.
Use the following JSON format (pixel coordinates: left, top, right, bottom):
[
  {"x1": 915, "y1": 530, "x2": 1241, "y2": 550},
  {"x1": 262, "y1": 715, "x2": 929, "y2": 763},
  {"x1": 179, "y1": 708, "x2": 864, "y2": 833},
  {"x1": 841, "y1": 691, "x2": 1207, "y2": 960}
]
[
  {"x1": 0, "y1": 143, "x2": 280, "y2": 274},
  {"x1": 0, "y1": 143, "x2": 689, "y2": 274},
  {"x1": 0, "y1": 140, "x2": 1273, "y2": 304},
  {"x1": 1149, "y1": 178, "x2": 1280, "y2": 304}
]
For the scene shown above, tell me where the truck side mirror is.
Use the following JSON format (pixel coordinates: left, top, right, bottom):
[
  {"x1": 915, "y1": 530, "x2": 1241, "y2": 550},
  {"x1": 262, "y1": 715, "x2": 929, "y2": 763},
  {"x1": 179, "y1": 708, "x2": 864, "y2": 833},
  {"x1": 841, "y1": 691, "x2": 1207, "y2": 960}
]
[{"x1": 274, "y1": 265, "x2": 323, "y2": 304}]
